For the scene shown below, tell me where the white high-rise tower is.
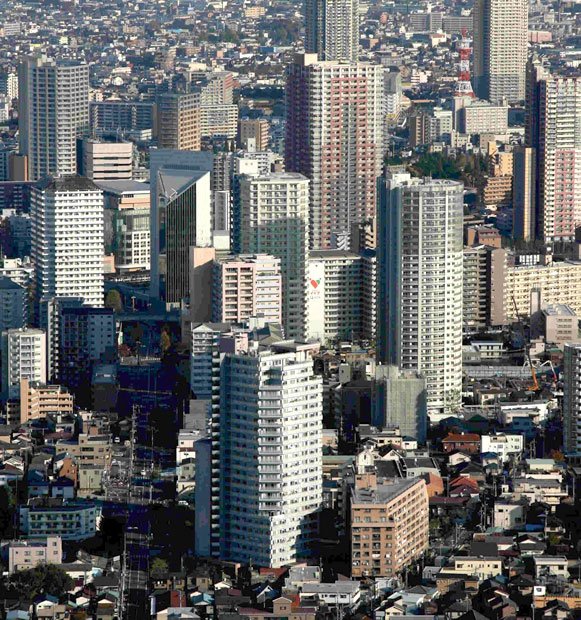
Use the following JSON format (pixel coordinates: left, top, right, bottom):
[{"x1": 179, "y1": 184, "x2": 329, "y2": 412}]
[
  {"x1": 378, "y1": 173, "x2": 464, "y2": 421},
  {"x1": 305, "y1": 0, "x2": 359, "y2": 62}
]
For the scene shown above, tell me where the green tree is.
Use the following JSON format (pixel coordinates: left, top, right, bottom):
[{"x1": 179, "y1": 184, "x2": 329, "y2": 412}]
[
  {"x1": 9, "y1": 564, "x2": 74, "y2": 599},
  {"x1": 0, "y1": 485, "x2": 13, "y2": 539},
  {"x1": 150, "y1": 557, "x2": 169, "y2": 579},
  {"x1": 104, "y1": 289, "x2": 123, "y2": 313}
]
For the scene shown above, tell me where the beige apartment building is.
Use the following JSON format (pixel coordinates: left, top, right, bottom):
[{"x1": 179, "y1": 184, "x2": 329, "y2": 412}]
[
  {"x1": 19, "y1": 379, "x2": 74, "y2": 424},
  {"x1": 156, "y1": 92, "x2": 201, "y2": 150},
  {"x1": 238, "y1": 119, "x2": 269, "y2": 151},
  {"x1": 448, "y1": 556, "x2": 503, "y2": 580},
  {"x1": 351, "y1": 475, "x2": 429, "y2": 578},
  {"x1": 6, "y1": 536, "x2": 62, "y2": 573}
]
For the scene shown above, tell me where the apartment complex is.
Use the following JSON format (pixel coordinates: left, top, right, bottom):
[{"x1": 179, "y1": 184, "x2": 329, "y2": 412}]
[
  {"x1": 18, "y1": 56, "x2": 89, "y2": 180},
  {"x1": 212, "y1": 254, "x2": 282, "y2": 325},
  {"x1": 473, "y1": 0, "x2": 528, "y2": 102},
  {"x1": 236, "y1": 172, "x2": 310, "y2": 340},
  {"x1": 351, "y1": 476, "x2": 429, "y2": 578},
  {"x1": 564, "y1": 343, "x2": 581, "y2": 459},
  {"x1": 156, "y1": 92, "x2": 201, "y2": 151},
  {"x1": 19, "y1": 379, "x2": 74, "y2": 424},
  {"x1": 19, "y1": 499, "x2": 97, "y2": 541},
  {"x1": 378, "y1": 173, "x2": 464, "y2": 420},
  {"x1": 305, "y1": 0, "x2": 360, "y2": 62},
  {"x1": 219, "y1": 341, "x2": 322, "y2": 567},
  {"x1": 306, "y1": 250, "x2": 376, "y2": 344},
  {"x1": 1, "y1": 328, "x2": 47, "y2": 401},
  {"x1": 30, "y1": 176, "x2": 105, "y2": 313},
  {"x1": 526, "y1": 60, "x2": 581, "y2": 241},
  {"x1": 285, "y1": 54, "x2": 384, "y2": 250}
]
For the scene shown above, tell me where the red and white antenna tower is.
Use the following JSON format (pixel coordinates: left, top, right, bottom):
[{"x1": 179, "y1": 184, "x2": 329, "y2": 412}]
[{"x1": 455, "y1": 28, "x2": 475, "y2": 97}]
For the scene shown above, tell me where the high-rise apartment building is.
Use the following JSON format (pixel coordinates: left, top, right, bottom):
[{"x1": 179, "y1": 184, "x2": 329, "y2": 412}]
[
  {"x1": 1, "y1": 328, "x2": 47, "y2": 401},
  {"x1": 306, "y1": 250, "x2": 376, "y2": 344},
  {"x1": 512, "y1": 146, "x2": 537, "y2": 241},
  {"x1": 149, "y1": 150, "x2": 213, "y2": 304},
  {"x1": 212, "y1": 254, "x2": 282, "y2": 325},
  {"x1": 0, "y1": 277, "x2": 27, "y2": 333},
  {"x1": 18, "y1": 56, "x2": 89, "y2": 180},
  {"x1": 220, "y1": 340, "x2": 322, "y2": 567},
  {"x1": 564, "y1": 343, "x2": 581, "y2": 459},
  {"x1": 473, "y1": 0, "x2": 528, "y2": 103},
  {"x1": 285, "y1": 54, "x2": 384, "y2": 250},
  {"x1": 350, "y1": 476, "x2": 429, "y2": 578},
  {"x1": 378, "y1": 173, "x2": 463, "y2": 420},
  {"x1": 155, "y1": 92, "x2": 201, "y2": 151},
  {"x1": 31, "y1": 176, "x2": 104, "y2": 317},
  {"x1": 236, "y1": 172, "x2": 310, "y2": 340},
  {"x1": 238, "y1": 119, "x2": 270, "y2": 151},
  {"x1": 305, "y1": 0, "x2": 359, "y2": 62},
  {"x1": 525, "y1": 60, "x2": 581, "y2": 242}
]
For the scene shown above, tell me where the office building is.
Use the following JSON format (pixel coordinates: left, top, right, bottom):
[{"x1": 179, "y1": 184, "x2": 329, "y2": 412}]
[
  {"x1": 0, "y1": 276, "x2": 27, "y2": 333},
  {"x1": 512, "y1": 146, "x2": 536, "y2": 241},
  {"x1": 307, "y1": 250, "x2": 376, "y2": 344},
  {"x1": 373, "y1": 366, "x2": 428, "y2": 443},
  {"x1": 98, "y1": 180, "x2": 150, "y2": 272},
  {"x1": 564, "y1": 343, "x2": 581, "y2": 459},
  {"x1": 18, "y1": 56, "x2": 89, "y2": 180},
  {"x1": 378, "y1": 173, "x2": 463, "y2": 420},
  {"x1": 156, "y1": 92, "x2": 201, "y2": 151},
  {"x1": 285, "y1": 54, "x2": 384, "y2": 250},
  {"x1": 82, "y1": 138, "x2": 133, "y2": 181},
  {"x1": 305, "y1": 0, "x2": 359, "y2": 62},
  {"x1": 236, "y1": 172, "x2": 310, "y2": 340},
  {"x1": 220, "y1": 341, "x2": 322, "y2": 567},
  {"x1": 1, "y1": 328, "x2": 47, "y2": 401},
  {"x1": 31, "y1": 176, "x2": 104, "y2": 316},
  {"x1": 19, "y1": 379, "x2": 74, "y2": 424},
  {"x1": 212, "y1": 254, "x2": 282, "y2": 325},
  {"x1": 351, "y1": 476, "x2": 429, "y2": 578},
  {"x1": 473, "y1": 0, "x2": 528, "y2": 103},
  {"x1": 526, "y1": 60, "x2": 581, "y2": 241},
  {"x1": 149, "y1": 150, "x2": 213, "y2": 305}
]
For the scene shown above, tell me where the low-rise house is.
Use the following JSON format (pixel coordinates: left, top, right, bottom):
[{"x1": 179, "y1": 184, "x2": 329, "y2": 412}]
[
  {"x1": 534, "y1": 557, "x2": 570, "y2": 580},
  {"x1": 442, "y1": 433, "x2": 481, "y2": 455},
  {"x1": 2, "y1": 536, "x2": 62, "y2": 572},
  {"x1": 493, "y1": 497, "x2": 527, "y2": 531},
  {"x1": 300, "y1": 582, "x2": 361, "y2": 609},
  {"x1": 447, "y1": 556, "x2": 503, "y2": 581}
]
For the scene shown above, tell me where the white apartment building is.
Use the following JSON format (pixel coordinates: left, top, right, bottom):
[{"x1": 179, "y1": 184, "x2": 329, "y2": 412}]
[
  {"x1": 82, "y1": 139, "x2": 133, "y2": 181},
  {"x1": 307, "y1": 250, "x2": 375, "y2": 344},
  {"x1": 212, "y1": 254, "x2": 282, "y2": 325},
  {"x1": 378, "y1": 173, "x2": 464, "y2": 421},
  {"x1": 31, "y1": 176, "x2": 104, "y2": 312},
  {"x1": 305, "y1": 0, "x2": 360, "y2": 62},
  {"x1": 1, "y1": 328, "x2": 47, "y2": 400},
  {"x1": 19, "y1": 56, "x2": 89, "y2": 180},
  {"x1": 473, "y1": 0, "x2": 528, "y2": 103},
  {"x1": 200, "y1": 104, "x2": 238, "y2": 139},
  {"x1": 219, "y1": 341, "x2": 322, "y2": 567},
  {"x1": 481, "y1": 433, "x2": 525, "y2": 463},
  {"x1": 237, "y1": 173, "x2": 310, "y2": 340},
  {"x1": 457, "y1": 100, "x2": 509, "y2": 135}
]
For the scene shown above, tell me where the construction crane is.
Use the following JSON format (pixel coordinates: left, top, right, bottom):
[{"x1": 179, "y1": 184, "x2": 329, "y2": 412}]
[{"x1": 512, "y1": 296, "x2": 540, "y2": 392}]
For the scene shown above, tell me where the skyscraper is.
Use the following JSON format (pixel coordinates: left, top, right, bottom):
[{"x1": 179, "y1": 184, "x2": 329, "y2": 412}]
[
  {"x1": 378, "y1": 173, "x2": 463, "y2": 421},
  {"x1": 473, "y1": 0, "x2": 528, "y2": 103},
  {"x1": 305, "y1": 0, "x2": 359, "y2": 62},
  {"x1": 236, "y1": 172, "x2": 310, "y2": 340},
  {"x1": 563, "y1": 343, "x2": 581, "y2": 458},
  {"x1": 31, "y1": 176, "x2": 104, "y2": 318},
  {"x1": 525, "y1": 59, "x2": 581, "y2": 242},
  {"x1": 285, "y1": 54, "x2": 384, "y2": 250},
  {"x1": 219, "y1": 340, "x2": 322, "y2": 567},
  {"x1": 18, "y1": 56, "x2": 89, "y2": 180},
  {"x1": 512, "y1": 146, "x2": 536, "y2": 241},
  {"x1": 149, "y1": 150, "x2": 213, "y2": 304}
]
